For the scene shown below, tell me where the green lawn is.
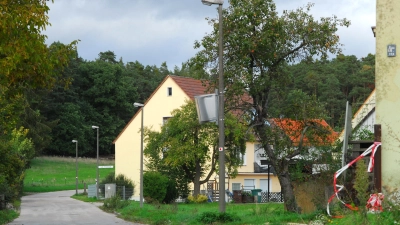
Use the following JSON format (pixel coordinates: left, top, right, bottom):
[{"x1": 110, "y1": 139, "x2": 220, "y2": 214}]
[
  {"x1": 0, "y1": 209, "x2": 19, "y2": 225},
  {"x1": 23, "y1": 156, "x2": 114, "y2": 192},
  {"x1": 106, "y1": 199, "x2": 318, "y2": 225},
  {"x1": 111, "y1": 201, "x2": 399, "y2": 225},
  {"x1": 20, "y1": 157, "x2": 400, "y2": 225}
]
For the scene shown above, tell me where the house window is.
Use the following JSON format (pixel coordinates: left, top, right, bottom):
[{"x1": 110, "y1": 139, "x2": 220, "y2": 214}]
[
  {"x1": 255, "y1": 143, "x2": 264, "y2": 153},
  {"x1": 235, "y1": 146, "x2": 246, "y2": 165},
  {"x1": 260, "y1": 179, "x2": 271, "y2": 192},
  {"x1": 167, "y1": 87, "x2": 172, "y2": 96},
  {"x1": 255, "y1": 143, "x2": 269, "y2": 159},
  {"x1": 244, "y1": 179, "x2": 255, "y2": 190},
  {"x1": 232, "y1": 183, "x2": 241, "y2": 191},
  {"x1": 163, "y1": 117, "x2": 172, "y2": 125},
  {"x1": 238, "y1": 152, "x2": 246, "y2": 165}
]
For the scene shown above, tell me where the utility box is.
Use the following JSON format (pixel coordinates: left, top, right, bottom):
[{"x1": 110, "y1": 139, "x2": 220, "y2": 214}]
[
  {"x1": 105, "y1": 183, "x2": 116, "y2": 199},
  {"x1": 88, "y1": 184, "x2": 96, "y2": 198}
]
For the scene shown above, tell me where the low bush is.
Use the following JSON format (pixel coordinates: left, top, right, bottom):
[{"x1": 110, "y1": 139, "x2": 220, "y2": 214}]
[
  {"x1": 143, "y1": 171, "x2": 168, "y2": 203},
  {"x1": 101, "y1": 173, "x2": 135, "y2": 190},
  {"x1": 162, "y1": 179, "x2": 179, "y2": 204},
  {"x1": 102, "y1": 195, "x2": 129, "y2": 211},
  {"x1": 187, "y1": 194, "x2": 208, "y2": 204},
  {"x1": 196, "y1": 211, "x2": 240, "y2": 224}
]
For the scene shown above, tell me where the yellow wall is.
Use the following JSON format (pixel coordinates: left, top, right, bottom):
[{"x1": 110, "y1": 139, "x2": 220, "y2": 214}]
[
  {"x1": 229, "y1": 174, "x2": 280, "y2": 192},
  {"x1": 376, "y1": 0, "x2": 400, "y2": 193},
  {"x1": 238, "y1": 142, "x2": 255, "y2": 173},
  {"x1": 229, "y1": 142, "x2": 281, "y2": 192},
  {"x1": 114, "y1": 77, "x2": 283, "y2": 199},
  {"x1": 114, "y1": 77, "x2": 193, "y2": 199}
]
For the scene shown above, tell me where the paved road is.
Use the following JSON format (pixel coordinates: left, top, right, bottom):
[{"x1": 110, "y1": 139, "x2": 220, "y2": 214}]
[{"x1": 8, "y1": 190, "x2": 139, "y2": 225}]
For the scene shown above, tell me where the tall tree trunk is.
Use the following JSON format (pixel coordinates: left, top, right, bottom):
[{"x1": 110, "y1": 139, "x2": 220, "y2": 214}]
[
  {"x1": 193, "y1": 160, "x2": 201, "y2": 196},
  {"x1": 278, "y1": 171, "x2": 299, "y2": 213},
  {"x1": 255, "y1": 124, "x2": 300, "y2": 213}
]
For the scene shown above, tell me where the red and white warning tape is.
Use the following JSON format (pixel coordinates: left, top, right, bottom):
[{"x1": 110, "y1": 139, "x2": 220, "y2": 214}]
[{"x1": 327, "y1": 142, "x2": 382, "y2": 216}]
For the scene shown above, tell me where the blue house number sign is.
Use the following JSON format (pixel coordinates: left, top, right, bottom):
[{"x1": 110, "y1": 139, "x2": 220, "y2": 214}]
[{"x1": 388, "y1": 44, "x2": 396, "y2": 57}]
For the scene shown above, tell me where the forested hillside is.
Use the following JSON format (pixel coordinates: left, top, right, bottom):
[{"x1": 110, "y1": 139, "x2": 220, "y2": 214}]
[
  {"x1": 23, "y1": 50, "x2": 169, "y2": 157},
  {"x1": 23, "y1": 50, "x2": 374, "y2": 157},
  {"x1": 285, "y1": 53, "x2": 375, "y2": 130}
]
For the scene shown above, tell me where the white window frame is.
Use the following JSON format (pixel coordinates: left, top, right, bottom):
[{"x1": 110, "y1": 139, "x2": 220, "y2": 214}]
[
  {"x1": 244, "y1": 179, "x2": 255, "y2": 190},
  {"x1": 232, "y1": 183, "x2": 241, "y2": 191},
  {"x1": 239, "y1": 152, "x2": 246, "y2": 165},
  {"x1": 163, "y1": 117, "x2": 172, "y2": 125}
]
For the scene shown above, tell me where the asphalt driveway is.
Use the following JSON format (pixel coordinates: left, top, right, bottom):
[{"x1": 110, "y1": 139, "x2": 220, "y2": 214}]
[{"x1": 8, "y1": 190, "x2": 139, "y2": 225}]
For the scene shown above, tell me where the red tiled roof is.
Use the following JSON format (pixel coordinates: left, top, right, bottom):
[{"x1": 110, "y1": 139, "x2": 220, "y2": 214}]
[
  {"x1": 271, "y1": 118, "x2": 338, "y2": 146},
  {"x1": 169, "y1": 75, "x2": 209, "y2": 99}
]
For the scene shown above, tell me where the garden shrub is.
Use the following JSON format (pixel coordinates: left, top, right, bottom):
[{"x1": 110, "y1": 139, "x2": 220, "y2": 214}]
[
  {"x1": 100, "y1": 172, "x2": 135, "y2": 196},
  {"x1": 143, "y1": 171, "x2": 168, "y2": 203},
  {"x1": 353, "y1": 160, "x2": 369, "y2": 210},
  {"x1": 162, "y1": 179, "x2": 179, "y2": 204},
  {"x1": 101, "y1": 173, "x2": 135, "y2": 189},
  {"x1": 197, "y1": 211, "x2": 240, "y2": 224},
  {"x1": 187, "y1": 194, "x2": 208, "y2": 203},
  {"x1": 102, "y1": 195, "x2": 129, "y2": 211}
]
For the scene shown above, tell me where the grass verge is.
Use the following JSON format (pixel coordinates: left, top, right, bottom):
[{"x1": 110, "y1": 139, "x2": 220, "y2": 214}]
[
  {"x1": 115, "y1": 202, "x2": 317, "y2": 225},
  {"x1": 24, "y1": 156, "x2": 114, "y2": 192},
  {"x1": 0, "y1": 209, "x2": 19, "y2": 225},
  {"x1": 71, "y1": 193, "x2": 101, "y2": 203}
]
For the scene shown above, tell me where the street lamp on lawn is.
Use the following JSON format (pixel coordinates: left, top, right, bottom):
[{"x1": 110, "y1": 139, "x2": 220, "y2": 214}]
[
  {"x1": 91, "y1": 125, "x2": 99, "y2": 199},
  {"x1": 201, "y1": 0, "x2": 226, "y2": 213},
  {"x1": 134, "y1": 102, "x2": 144, "y2": 208},
  {"x1": 72, "y1": 140, "x2": 78, "y2": 195}
]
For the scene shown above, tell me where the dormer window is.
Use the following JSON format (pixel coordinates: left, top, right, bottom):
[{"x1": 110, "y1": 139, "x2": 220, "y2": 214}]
[{"x1": 167, "y1": 87, "x2": 172, "y2": 96}]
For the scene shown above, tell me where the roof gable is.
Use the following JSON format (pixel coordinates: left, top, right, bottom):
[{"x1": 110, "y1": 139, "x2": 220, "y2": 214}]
[
  {"x1": 338, "y1": 89, "x2": 376, "y2": 142},
  {"x1": 113, "y1": 75, "x2": 209, "y2": 144},
  {"x1": 169, "y1": 75, "x2": 209, "y2": 99}
]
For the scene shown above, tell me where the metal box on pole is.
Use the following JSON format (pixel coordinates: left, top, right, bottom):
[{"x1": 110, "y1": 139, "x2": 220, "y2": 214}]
[{"x1": 194, "y1": 93, "x2": 219, "y2": 124}]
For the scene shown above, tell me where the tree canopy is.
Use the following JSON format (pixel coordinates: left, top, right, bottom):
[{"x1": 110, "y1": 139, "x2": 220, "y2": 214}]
[
  {"x1": 191, "y1": 0, "x2": 350, "y2": 212},
  {"x1": 144, "y1": 101, "x2": 250, "y2": 196},
  {"x1": 37, "y1": 51, "x2": 170, "y2": 156},
  {"x1": 0, "y1": 0, "x2": 77, "y2": 203}
]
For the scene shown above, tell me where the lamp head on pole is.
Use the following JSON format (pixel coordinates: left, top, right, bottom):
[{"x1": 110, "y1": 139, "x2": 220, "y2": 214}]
[
  {"x1": 134, "y1": 102, "x2": 144, "y2": 107},
  {"x1": 72, "y1": 140, "x2": 78, "y2": 143},
  {"x1": 201, "y1": 0, "x2": 223, "y2": 6},
  {"x1": 91, "y1": 125, "x2": 99, "y2": 129}
]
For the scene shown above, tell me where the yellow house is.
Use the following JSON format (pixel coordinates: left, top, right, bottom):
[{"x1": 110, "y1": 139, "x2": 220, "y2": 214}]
[
  {"x1": 113, "y1": 75, "x2": 280, "y2": 201},
  {"x1": 376, "y1": 0, "x2": 400, "y2": 193},
  {"x1": 229, "y1": 142, "x2": 281, "y2": 194}
]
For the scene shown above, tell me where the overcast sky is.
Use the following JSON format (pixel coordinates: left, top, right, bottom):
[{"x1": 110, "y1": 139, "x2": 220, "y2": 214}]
[{"x1": 44, "y1": 0, "x2": 376, "y2": 70}]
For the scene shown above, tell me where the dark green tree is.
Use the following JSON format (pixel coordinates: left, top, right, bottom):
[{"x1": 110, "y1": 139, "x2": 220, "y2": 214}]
[
  {"x1": 41, "y1": 51, "x2": 140, "y2": 156},
  {"x1": 144, "y1": 101, "x2": 250, "y2": 196},
  {"x1": 124, "y1": 61, "x2": 168, "y2": 103},
  {"x1": 0, "y1": 0, "x2": 77, "y2": 203},
  {"x1": 285, "y1": 54, "x2": 375, "y2": 130},
  {"x1": 192, "y1": 0, "x2": 349, "y2": 212}
]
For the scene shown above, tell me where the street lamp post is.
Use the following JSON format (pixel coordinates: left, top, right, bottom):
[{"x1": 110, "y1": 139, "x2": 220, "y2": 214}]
[
  {"x1": 134, "y1": 102, "x2": 144, "y2": 208},
  {"x1": 72, "y1": 140, "x2": 78, "y2": 195},
  {"x1": 92, "y1": 125, "x2": 99, "y2": 199},
  {"x1": 201, "y1": 0, "x2": 225, "y2": 213}
]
